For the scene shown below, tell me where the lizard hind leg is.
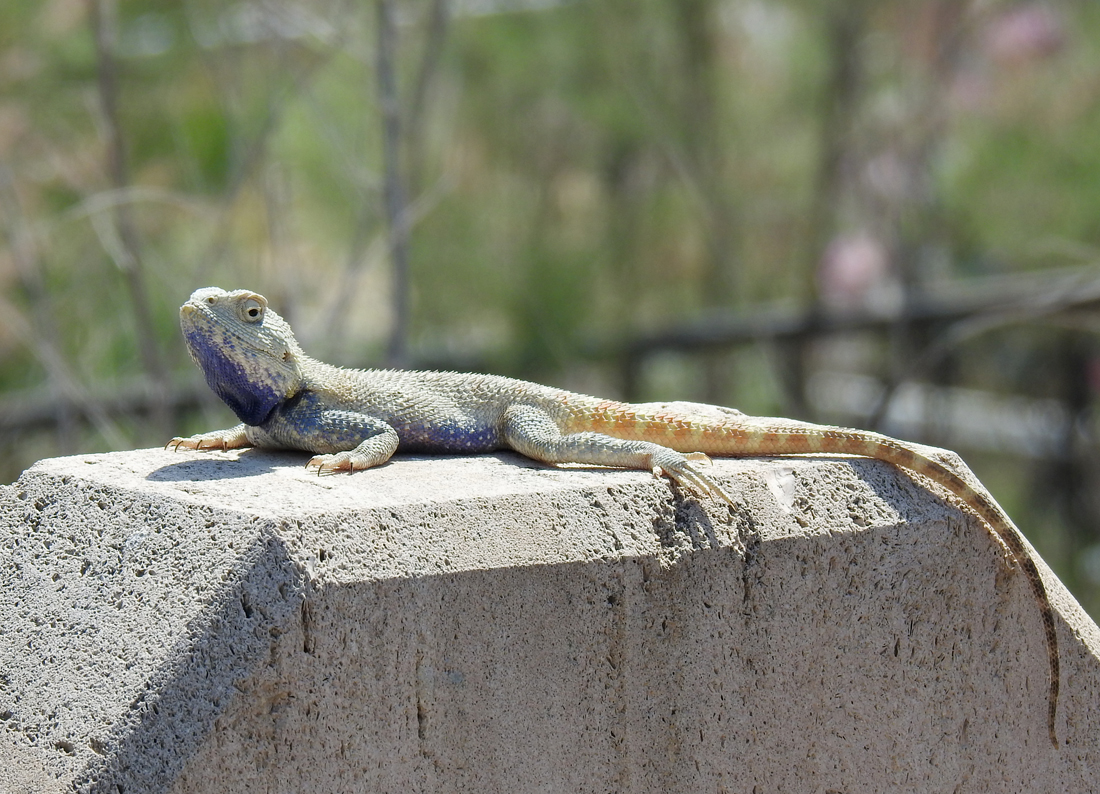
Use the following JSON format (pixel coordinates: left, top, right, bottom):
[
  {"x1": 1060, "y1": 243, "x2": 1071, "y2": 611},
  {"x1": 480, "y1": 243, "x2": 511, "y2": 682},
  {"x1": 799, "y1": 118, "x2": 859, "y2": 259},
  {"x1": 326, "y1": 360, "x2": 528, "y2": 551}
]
[
  {"x1": 502, "y1": 405, "x2": 735, "y2": 505},
  {"x1": 303, "y1": 422, "x2": 401, "y2": 474}
]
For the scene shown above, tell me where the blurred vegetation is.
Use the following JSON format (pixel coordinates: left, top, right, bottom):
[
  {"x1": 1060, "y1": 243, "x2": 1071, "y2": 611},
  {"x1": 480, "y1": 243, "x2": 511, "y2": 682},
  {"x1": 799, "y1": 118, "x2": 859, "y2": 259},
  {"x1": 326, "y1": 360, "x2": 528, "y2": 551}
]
[{"x1": 3, "y1": 0, "x2": 1100, "y2": 616}]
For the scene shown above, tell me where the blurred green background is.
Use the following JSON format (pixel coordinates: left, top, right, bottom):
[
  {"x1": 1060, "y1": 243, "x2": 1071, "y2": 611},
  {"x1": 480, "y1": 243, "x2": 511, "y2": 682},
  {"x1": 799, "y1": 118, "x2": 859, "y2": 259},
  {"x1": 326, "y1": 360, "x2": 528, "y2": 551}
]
[{"x1": 4, "y1": 0, "x2": 1100, "y2": 615}]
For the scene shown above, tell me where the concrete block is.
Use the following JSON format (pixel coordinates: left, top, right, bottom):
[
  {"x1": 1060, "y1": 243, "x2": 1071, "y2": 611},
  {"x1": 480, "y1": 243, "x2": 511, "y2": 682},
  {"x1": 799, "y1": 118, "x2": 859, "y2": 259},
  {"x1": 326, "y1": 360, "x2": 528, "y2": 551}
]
[{"x1": 1, "y1": 445, "x2": 1098, "y2": 792}]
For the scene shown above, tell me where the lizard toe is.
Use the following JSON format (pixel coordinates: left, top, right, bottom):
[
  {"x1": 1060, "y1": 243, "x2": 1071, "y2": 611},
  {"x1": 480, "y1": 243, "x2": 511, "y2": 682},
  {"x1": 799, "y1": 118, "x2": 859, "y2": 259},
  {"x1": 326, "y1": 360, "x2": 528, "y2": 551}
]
[
  {"x1": 167, "y1": 427, "x2": 250, "y2": 454},
  {"x1": 307, "y1": 454, "x2": 333, "y2": 473},
  {"x1": 650, "y1": 449, "x2": 734, "y2": 505},
  {"x1": 308, "y1": 452, "x2": 358, "y2": 474}
]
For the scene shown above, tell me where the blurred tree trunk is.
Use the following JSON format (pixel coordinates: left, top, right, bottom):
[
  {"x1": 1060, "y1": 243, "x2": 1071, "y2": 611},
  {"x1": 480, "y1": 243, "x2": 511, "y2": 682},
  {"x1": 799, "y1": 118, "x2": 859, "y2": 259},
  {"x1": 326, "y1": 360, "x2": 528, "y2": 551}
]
[
  {"x1": 0, "y1": 169, "x2": 76, "y2": 451},
  {"x1": 672, "y1": 0, "x2": 741, "y2": 404},
  {"x1": 376, "y1": 0, "x2": 411, "y2": 368},
  {"x1": 801, "y1": 2, "x2": 869, "y2": 306},
  {"x1": 784, "y1": 1, "x2": 870, "y2": 420},
  {"x1": 89, "y1": 0, "x2": 170, "y2": 437},
  {"x1": 673, "y1": 0, "x2": 739, "y2": 307}
]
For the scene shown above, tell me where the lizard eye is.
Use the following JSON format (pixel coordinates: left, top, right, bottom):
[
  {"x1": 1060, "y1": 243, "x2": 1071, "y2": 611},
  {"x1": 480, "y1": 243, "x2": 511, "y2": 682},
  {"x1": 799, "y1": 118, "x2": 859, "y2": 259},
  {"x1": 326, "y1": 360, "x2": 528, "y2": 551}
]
[{"x1": 240, "y1": 297, "x2": 265, "y2": 322}]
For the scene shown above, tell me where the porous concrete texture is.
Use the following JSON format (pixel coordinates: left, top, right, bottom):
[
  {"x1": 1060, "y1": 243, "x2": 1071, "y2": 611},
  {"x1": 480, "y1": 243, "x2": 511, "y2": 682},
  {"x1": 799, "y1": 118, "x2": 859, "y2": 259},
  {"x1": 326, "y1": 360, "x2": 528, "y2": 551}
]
[{"x1": 1, "y1": 444, "x2": 1099, "y2": 792}]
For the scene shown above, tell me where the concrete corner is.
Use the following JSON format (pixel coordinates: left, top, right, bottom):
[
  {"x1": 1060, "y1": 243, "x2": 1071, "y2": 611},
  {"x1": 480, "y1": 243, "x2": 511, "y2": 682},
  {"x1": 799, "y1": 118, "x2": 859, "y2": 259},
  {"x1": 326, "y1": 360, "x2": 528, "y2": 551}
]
[{"x1": 2, "y1": 445, "x2": 1099, "y2": 792}]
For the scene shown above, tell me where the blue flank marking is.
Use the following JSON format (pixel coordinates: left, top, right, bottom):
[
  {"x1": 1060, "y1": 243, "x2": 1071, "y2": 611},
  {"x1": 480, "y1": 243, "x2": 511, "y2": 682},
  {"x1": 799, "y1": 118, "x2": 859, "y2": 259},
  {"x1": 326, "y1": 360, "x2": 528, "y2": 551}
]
[
  {"x1": 262, "y1": 390, "x2": 502, "y2": 454},
  {"x1": 186, "y1": 329, "x2": 283, "y2": 426},
  {"x1": 396, "y1": 419, "x2": 501, "y2": 453}
]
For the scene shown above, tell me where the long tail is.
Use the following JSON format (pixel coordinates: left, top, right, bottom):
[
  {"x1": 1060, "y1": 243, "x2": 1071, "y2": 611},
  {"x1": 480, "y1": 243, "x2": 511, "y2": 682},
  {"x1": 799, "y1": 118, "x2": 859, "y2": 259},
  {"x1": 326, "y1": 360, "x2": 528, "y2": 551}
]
[{"x1": 570, "y1": 400, "x2": 1060, "y2": 746}]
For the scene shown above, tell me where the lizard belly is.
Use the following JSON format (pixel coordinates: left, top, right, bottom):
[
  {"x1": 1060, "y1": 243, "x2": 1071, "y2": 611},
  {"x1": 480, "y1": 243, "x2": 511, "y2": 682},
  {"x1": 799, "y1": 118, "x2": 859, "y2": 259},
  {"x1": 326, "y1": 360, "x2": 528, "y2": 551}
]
[{"x1": 393, "y1": 418, "x2": 504, "y2": 454}]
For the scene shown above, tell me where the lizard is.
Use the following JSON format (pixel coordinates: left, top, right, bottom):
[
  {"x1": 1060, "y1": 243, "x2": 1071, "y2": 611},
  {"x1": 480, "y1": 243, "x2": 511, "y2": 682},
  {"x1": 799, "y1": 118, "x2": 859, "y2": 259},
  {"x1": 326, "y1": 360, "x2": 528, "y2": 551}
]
[{"x1": 168, "y1": 286, "x2": 1061, "y2": 746}]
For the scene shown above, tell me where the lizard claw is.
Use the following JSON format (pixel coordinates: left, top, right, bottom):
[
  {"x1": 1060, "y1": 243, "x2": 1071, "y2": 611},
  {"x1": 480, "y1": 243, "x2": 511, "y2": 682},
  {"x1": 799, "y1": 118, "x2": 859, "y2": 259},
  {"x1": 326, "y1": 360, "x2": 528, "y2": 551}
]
[
  {"x1": 678, "y1": 466, "x2": 736, "y2": 505},
  {"x1": 651, "y1": 450, "x2": 735, "y2": 505},
  {"x1": 307, "y1": 452, "x2": 357, "y2": 475},
  {"x1": 166, "y1": 426, "x2": 250, "y2": 454},
  {"x1": 307, "y1": 442, "x2": 396, "y2": 474},
  {"x1": 168, "y1": 435, "x2": 226, "y2": 452},
  {"x1": 306, "y1": 455, "x2": 332, "y2": 474}
]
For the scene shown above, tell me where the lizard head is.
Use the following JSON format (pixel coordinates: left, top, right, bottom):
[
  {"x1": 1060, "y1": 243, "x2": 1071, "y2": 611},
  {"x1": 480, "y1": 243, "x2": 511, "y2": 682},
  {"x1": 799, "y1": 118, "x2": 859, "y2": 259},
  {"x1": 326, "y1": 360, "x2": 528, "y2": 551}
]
[{"x1": 180, "y1": 287, "x2": 305, "y2": 426}]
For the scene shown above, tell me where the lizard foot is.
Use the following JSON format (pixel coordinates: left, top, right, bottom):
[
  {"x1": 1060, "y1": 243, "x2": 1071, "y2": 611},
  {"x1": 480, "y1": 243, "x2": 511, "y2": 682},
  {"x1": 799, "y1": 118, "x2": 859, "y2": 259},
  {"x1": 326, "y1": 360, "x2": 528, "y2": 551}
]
[
  {"x1": 306, "y1": 452, "x2": 380, "y2": 474},
  {"x1": 166, "y1": 429, "x2": 249, "y2": 453},
  {"x1": 306, "y1": 434, "x2": 398, "y2": 474},
  {"x1": 651, "y1": 452, "x2": 734, "y2": 506},
  {"x1": 307, "y1": 453, "x2": 353, "y2": 474}
]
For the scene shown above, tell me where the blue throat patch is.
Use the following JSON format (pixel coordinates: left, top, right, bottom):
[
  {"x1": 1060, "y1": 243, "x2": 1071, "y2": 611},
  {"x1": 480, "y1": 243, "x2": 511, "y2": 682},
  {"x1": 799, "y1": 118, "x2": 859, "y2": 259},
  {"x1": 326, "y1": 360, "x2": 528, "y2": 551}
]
[{"x1": 185, "y1": 329, "x2": 283, "y2": 426}]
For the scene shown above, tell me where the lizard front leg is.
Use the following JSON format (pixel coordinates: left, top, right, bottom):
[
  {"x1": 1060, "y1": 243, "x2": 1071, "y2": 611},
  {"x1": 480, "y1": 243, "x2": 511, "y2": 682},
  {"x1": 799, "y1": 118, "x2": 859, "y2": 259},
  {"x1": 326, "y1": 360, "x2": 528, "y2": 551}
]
[
  {"x1": 167, "y1": 423, "x2": 252, "y2": 452},
  {"x1": 275, "y1": 410, "x2": 401, "y2": 474},
  {"x1": 502, "y1": 405, "x2": 734, "y2": 504},
  {"x1": 306, "y1": 426, "x2": 400, "y2": 473}
]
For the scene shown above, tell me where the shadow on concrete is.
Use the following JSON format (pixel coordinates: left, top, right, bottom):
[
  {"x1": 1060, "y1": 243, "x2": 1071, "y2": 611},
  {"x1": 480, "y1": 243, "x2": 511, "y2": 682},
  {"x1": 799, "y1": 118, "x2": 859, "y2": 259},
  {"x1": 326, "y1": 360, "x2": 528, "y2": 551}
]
[
  {"x1": 148, "y1": 449, "x2": 307, "y2": 482},
  {"x1": 75, "y1": 525, "x2": 306, "y2": 794}
]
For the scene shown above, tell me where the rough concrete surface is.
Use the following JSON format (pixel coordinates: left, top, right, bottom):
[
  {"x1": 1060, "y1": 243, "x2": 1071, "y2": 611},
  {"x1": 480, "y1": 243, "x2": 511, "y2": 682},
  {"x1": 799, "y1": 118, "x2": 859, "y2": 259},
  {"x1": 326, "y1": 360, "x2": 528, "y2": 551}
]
[{"x1": 1, "y1": 444, "x2": 1098, "y2": 793}]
